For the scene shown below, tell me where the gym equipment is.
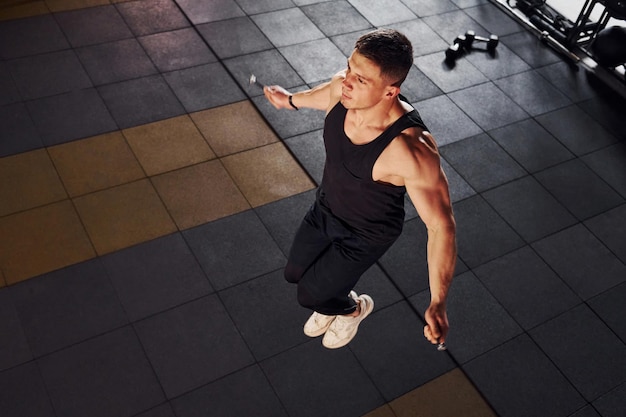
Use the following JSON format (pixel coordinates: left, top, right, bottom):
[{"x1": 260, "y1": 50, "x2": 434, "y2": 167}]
[{"x1": 445, "y1": 30, "x2": 499, "y2": 62}]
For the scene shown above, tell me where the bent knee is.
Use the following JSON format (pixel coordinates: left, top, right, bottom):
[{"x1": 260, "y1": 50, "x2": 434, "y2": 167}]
[{"x1": 284, "y1": 262, "x2": 304, "y2": 284}]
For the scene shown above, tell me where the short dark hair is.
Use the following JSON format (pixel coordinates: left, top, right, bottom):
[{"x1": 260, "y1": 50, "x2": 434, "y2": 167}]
[{"x1": 354, "y1": 29, "x2": 413, "y2": 87}]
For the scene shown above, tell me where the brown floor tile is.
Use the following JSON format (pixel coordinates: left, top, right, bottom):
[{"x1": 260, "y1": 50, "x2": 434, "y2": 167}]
[
  {"x1": 0, "y1": 149, "x2": 67, "y2": 217},
  {"x1": 45, "y1": 0, "x2": 110, "y2": 12},
  {"x1": 0, "y1": 200, "x2": 95, "y2": 284},
  {"x1": 123, "y1": 115, "x2": 216, "y2": 176},
  {"x1": 0, "y1": 1, "x2": 49, "y2": 20},
  {"x1": 362, "y1": 404, "x2": 396, "y2": 417},
  {"x1": 190, "y1": 101, "x2": 280, "y2": 157},
  {"x1": 389, "y1": 368, "x2": 497, "y2": 417},
  {"x1": 73, "y1": 179, "x2": 176, "y2": 255},
  {"x1": 0, "y1": 268, "x2": 6, "y2": 288},
  {"x1": 48, "y1": 131, "x2": 145, "y2": 197},
  {"x1": 152, "y1": 160, "x2": 251, "y2": 229},
  {"x1": 221, "y1": 142, "x2": 315, "y2": 208}
]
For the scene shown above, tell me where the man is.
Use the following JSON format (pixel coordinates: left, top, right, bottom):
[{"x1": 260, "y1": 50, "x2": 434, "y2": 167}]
[{"x1": 264, "y1": 29, "x2": 457, "y2": 349}]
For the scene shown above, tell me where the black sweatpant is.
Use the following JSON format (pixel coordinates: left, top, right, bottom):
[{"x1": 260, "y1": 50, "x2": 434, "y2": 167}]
[{"x1": 284, "y1": 198, "x2": 396, "y2": 316}]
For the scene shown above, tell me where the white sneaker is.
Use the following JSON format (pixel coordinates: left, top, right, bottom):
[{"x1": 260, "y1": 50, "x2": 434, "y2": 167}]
[
  {"x1": 322, "y1": 293, "x2": 374, "y2": 349},
  {"x1": 303, "y1": 312, "x2": 336, "y2": 337}
]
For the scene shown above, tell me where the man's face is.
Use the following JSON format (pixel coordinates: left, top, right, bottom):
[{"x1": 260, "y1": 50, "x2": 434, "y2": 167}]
[{"x1": 341, "y1": 50, "x2": 391, "y2": 110}]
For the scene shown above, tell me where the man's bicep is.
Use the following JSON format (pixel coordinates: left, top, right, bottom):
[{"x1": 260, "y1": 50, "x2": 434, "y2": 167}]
[{"x1": 405, "y1": 174, "x2": 454, "y2": 230}]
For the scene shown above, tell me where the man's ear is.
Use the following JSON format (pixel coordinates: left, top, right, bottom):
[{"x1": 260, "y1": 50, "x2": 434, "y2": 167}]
[{"x1": 385, "y1": 86, "x2": 400, "y2": 98}]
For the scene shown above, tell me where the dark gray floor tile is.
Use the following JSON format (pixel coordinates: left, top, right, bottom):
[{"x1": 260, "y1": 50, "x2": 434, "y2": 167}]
[
  {"x1": 401, "y1": 66, "x2": 443, "y2": 103},
  {"x1": 171, "y1": 365, "x2": 288, "y2": 417},
  {"x1": 252, "y1": 8, "x2": 325, "y2": 48},
  {"x1": 530, "y1": 304, "x2": 626, "y2": 401},
  {"x1": 463, "y1": 334, "x2": 586, "y2": 417},
  {"x1": 135, "y1": 403, "x2": 176, "y2": 417},
  {"x1": 582, "y1": 142, "x2": 626, "y2": 198},
  {"x1": 101, "y1": 233, "x2": 213, "y2": 322},
  {"x1": 440, "y1": 158, "x2": 477, "y2": 202},
  {"x1": 134, "y1": 295, "x2": 254, "y2": 398},
  {"x1": 483, "y1": 175, "x2": 577, "y2": 242},
  {"x1": 139, "y1": 28, "x2": 217, "y2": 73},
  {"x1": 448, "y1": 82, "x2": 529, "y2": 130},
  {"x1": 354, "y1": 264, "x2": 405, "y2": 311},
  {"x1": 330, "y1": 29, "x2": 375, "y2": 56},
  {"x1": 415, "y1": 52, "x2": 489, "y2": 93},
  {"x1": 11, "y1": 260, "x2": 128, "y2": 357},
  {"x1": 98, "y1": 75, "x2": 185, "y2": 129},
  {"x1": 0, "y1": 362, "x2": 56, "y2": 417},
  {"x1": 0, "y1": 62, "x2": 21, "y2": 106},
  {"x1": 473, "y1": 246, "x2": 580, "y2": 329},
  {"x1": 584, "y1": 203, "x2": 626, "y2": 264},
  {"x1": 224, "y1": 49, "x2": 305, "y2": 98},
  {"x1": 260, "y1": 340, "x2": 384, "y2": 417},
  {"x1": 466, "y1": 43, "x2": 532, "y2": 80},
  {"x1": 414, "y1": 94, "x2": 483, "y2": 146},
  {"x1": 8, "y1": 50, "x2": 92, "y2": 100},
  {"x1": 402, "y1": 0, "x2": 459, "y2": 17},
  {"x1": 255, "y1": 189, "x2": 317, "y2": 255},
  {"x1": 237, "y1": 0, "x2": 295, "y2": 14},
  {"x1": 534, "y1": 159, "x2": 624, "y2": 221},
  {"x1": 463, "y1": 3, "x2": 525, "y2": 37},
  {"x1": 570, "y1": 406, "x2": 601, "y2": 417},
  {"x1": 279, "y1": 38, "x2": 347, "y2": 84},
  {"x1": 451, "y1": 0, "x2": 490, "y2": 8},
  {"x1": 351, "y1": 301, "x2": 456, "y2": 400},
  {"x1": 589, "y1": 282, "x2": 626, "y2": 344},
  {"x1": 393, "y1": 19, "x2": 449, "y2": 57},
  {"x1": 284, "y1": 131, "x2": 325, "y2": 185},
  {"x1": 536, "y1": 61, "x2": 600, "y2": 102},
  {"x1": 182, "y1": 210, "x2": 286, "y2": 290},
  {"x1": 489, "y1": 118, "x2": 574, "y2": 173},
  {"x1": 220, "y1": 270, "x2": 309, "y2": 360},
  {"x1": 302, "y1": 0, "x2": 371, "y2": 37},
  {"x1": 197, "y1": 17, "x2": 273, "y2": 59},
  {"x1": 0, "y1": 14, "x2": 69, "y2": 59},
  {"x1": 38, "y1": 326, "x2": 164, "y2": 417},
  {"x1": 440, "y1": 133, "x2": 526, "y2": 192},
  {"x1": 453, "y1": 195, "x2": 525, "y2": 268},
  {"x1": 163, "y1": 62, "x2": 246, "y2": 112},
  {"x1": 0, "y1": 289, "x2": 32, "y2": 371},
  {"x1": 593, "y1": 383, "x2": 626, "y2": 417},
  {"x1": 495, "y1": 70, "x2": 571, "y2": 116},
  {"x1": 116, "y1": 0, "x2": 189, "y2": 36},
  {"x1": 578, "y1": 93, "x2": 626, "y2": 139},
  {"x1": 348, "y1": 0, "x2": 417, "y2": 26},
  {"x1": 252, "y1": 90, "x2": 326, "y2": 138},
  {"x1": 535, "y1": 105, "x2": 618, "y2": 156},
  {"x1": 55, "y1": 5, "x2": 133, "y2": 47},
  {"x1": 27, "y1": 88, "x2": 117, "y2": 145},
  {"x1": 176, "y1": 0, "x2": 245, "y2": 24},
  {"x1": 0, "y1": 102, "x2": 43, "y2": 157},
  {"x1": 532, "y1": 224, "x2": 626, "y2": 300},
  {"x1": 500, "y1": 30, "x2": 562, "y2": 68},
  {"x1": 423, "y1": 10, "x2": 489, "y2": 43},
  {"x1": 412, "y1": 272, "x2": 523, "y2": 363},
  {"x1": 77, "y1": 38, "x2": 157, "y2": 85},
  {"x1": 378, "y1": 218, "x2": 429, "y2": 297}
]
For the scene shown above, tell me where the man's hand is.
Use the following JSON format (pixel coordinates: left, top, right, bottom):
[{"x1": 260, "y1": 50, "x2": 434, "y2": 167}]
[
  {"x1": 263, "y1": 85, "x2": 293, "y2": 110},
  {"x1": 423, "y1": 302, "x2": 449, "y2": 345}
]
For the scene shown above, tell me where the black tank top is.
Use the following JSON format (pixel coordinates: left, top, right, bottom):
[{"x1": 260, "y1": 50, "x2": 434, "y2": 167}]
[{"x1": 319, "y1": 99, "x2": 428, "y2": 243}]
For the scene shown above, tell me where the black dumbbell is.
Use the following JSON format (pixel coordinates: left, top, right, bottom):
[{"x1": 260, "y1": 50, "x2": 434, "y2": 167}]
[
  {"x1": 464, "y1": 30, "x2": 499, "y2": 52},
  {"x1": 445, "y1": 34, "x2": 468, "y2": 61}
]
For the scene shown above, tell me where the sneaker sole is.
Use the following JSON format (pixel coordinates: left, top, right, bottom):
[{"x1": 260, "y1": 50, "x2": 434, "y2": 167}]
[{"x1": 304, "y1": 317, "x2": 336, "y2": 337}]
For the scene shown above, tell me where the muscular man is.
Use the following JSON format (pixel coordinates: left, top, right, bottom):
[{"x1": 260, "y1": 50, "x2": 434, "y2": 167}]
[{"x1": 264, "y1": 29, "x2": 457, "y2": 349}]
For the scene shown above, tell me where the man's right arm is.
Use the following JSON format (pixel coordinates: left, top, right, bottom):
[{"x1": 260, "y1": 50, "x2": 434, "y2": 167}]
[{"x1": 263, "y1": 70, "x2": 344, "y2": 113}]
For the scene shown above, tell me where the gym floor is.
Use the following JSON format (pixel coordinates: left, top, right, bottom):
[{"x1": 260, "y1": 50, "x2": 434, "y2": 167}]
[{"x1": 1, "y1": 1, "x2": 625, "y2": 416}]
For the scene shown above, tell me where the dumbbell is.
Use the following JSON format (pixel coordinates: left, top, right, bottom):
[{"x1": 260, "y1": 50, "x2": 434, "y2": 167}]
[{"x1": 464, "y1": 30, "x2": 499, "y2": 52}]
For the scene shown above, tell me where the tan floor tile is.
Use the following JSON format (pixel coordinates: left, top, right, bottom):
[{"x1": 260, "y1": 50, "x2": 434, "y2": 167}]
[
  {"x1": 191, "y1": 101, "x2": 280, "y2": 157},
  {"x1": 0, "y1": 149, "x2": 67, "y2": 217},
  {"x1": 362, "y1": 404, "x2": 396, "y2": 417},
  {"x1": 0, "y1": 268, "x2": 6, "y2": 288},
  {"x1": 73, "y1": 179, "x2": 176, "y2": 255},
  {"x1": 390, "y1": 368, "x2": 497, "y2": 417},
  {"x1": 48, "y1": 131, "x2": 145, "y2": 197},
  {"x1": 0, "y1": 200, "x2": 96, "y2": 285},
  {"x1": 0, "y1": 1, "x2": 49, "y2": 21},
  {"x1": 221, "y1": 143, "x2": 315, "y2": 208},
  {"x1": 45, "y1": 0, "x2": 109, "y2": 12},
  {"x1": 152, "y1": 160, "x2": 250, "y2": 229},
  {"x1": 123, "y1": 115, "x2": 216, "y2": 176}
]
